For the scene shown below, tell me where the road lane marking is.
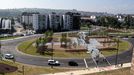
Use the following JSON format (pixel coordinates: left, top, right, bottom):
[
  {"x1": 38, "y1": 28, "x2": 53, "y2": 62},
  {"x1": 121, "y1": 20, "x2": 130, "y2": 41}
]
[{"x1": 84, "y1": 58, "x2": 88, "y2": 68}]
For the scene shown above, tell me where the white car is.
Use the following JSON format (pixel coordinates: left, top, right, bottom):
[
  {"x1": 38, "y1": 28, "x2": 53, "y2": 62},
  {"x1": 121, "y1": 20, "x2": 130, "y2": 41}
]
[
  {"x1": 48, "y1": 59, "x2": 60, "y2": 66},
  {"x1": 3, "y1": 53, "x2": 14, "y2": 59}
]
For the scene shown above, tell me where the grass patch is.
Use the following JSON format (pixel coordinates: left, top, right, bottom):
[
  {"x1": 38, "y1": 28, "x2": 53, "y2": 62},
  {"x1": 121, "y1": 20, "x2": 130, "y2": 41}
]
[
  {"x1": 18, "y1": 39, "x2": 130, "y2": 58},
  {"x1": 0, "y1": 36, "x2": 20, "y2": 40},
  {"x1": 101, "y1": 40, "x2": 130, "y2": 56},
  {"x1": 0, "y1": 60, "x2": 73, "y2": 75},
  {"x1": 86, "y1": 67, "x2": 130, "y2": 75},
  {"x1": 80, "y1": 27, "x2": 89, "y2": 30}
]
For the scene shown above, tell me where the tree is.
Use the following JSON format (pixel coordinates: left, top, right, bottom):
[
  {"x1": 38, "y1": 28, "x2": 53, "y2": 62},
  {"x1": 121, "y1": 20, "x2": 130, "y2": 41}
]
[
  {"x1": 36, "y1": 37, "x2": 48, "y2": 54},
  {"x1": 123, "y1": 15, "x2": 134, "y2": 29},
  {"x1": 44, "y1": 30, "x2": 54, "y2": 42}
]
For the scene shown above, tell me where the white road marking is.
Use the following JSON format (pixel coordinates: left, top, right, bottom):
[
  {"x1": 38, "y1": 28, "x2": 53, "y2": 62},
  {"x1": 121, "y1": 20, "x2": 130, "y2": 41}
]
[{"x1": 84, "y1": 58, "x2": 88, "y2": 68}]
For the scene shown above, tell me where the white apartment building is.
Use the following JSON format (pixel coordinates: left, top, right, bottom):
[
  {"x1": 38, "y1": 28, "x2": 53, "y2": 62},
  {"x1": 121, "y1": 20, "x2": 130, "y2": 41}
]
[
  {"x1": 32, "y1": 14, "x2": 49, "y2": 31},
  {"x1": 32, "y1": 14, "x2": 39, "y2": 31},
  {"x1": 62, "y1": 15, "x2": 71, "y2": 30},
  {"x1": 38, "y1": 14, "x2": 48, "y2": 30},
  {"x1": 22, "y1": 15, "x2": 29, "y2": 24},
  {"x1": 21, "y1": 12, "x2": 81, "y2": 32},
  {"x1": 0, "y1": 18, "x2": 11, "y2": 30},
  {"x1": 48, "y1": 14, "x2": 61, "y2": 30}
]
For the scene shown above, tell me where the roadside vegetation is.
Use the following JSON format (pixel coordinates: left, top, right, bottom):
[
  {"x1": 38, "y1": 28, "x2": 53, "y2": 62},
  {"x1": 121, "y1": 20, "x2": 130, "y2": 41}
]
[
  {"x1": 0, "y1": 60, "x2": 74, "y2": 75},
  {"x1": 86, "y1": 67, "x2": 130, "y2": 75},
  {"x1": 0, "y1": 36, "x2": 20, "y2": 40}
]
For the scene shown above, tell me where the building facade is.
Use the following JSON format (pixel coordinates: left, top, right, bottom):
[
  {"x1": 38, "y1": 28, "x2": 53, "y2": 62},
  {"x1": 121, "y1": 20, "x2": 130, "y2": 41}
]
[
  {"x1": 62, "y1": 14, "x2": 71, "y2": 30},
  {"x1": 32, "y1": 14, "x2": 39, "y2": 31},
  {"x1": 0, "y1": 18, "x2": 11, "y2": 30},
  {"x1": 21, "y1": 12, "x2": 81, "y2": 32}
]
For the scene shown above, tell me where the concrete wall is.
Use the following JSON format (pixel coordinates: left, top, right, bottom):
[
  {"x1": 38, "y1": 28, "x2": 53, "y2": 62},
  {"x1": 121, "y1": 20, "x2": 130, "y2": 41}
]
[{"x1": 131, "y1": 48, "x2": 134, "y2": 75}]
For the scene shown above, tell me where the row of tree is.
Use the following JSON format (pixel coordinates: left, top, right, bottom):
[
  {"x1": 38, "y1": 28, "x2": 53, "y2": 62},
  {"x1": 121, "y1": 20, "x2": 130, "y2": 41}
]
[
  {"x1": 97, "y1": 15, "x2": 134, "y2": 29},
  {"x1": 82, "y1": 15, "x2": 134, "y2": 29},
  {"x1": 36, "y1": 31, "x2": 54, "y2": 54}
]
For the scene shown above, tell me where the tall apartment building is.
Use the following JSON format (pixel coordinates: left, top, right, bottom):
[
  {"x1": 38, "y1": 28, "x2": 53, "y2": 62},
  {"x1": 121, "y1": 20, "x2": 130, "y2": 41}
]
[
  {"x1": 0, "y1": 18, "x2": 11, "y2": 30},
  {"x1": 66, "y1": 12, "x2": 81, "y2": 30},
  {"x1": 0, "y1": 18, "x2": 2, "y2": 28},
  {"x1": 32, "y1": 14, "x2": 48, "y2": 32},
  {"x1": 21, "y1": 12, "x2": 40, "y2": 25},
  {"x1": 48, "y1": 13, "x2": 61, "y2": 31},
  {"x1": 21, "y1": 12, "x2": 81, "y2": 32},
  {"x1": 39, "y1": 14, "x2": 48, "y2": 30},
  {"x1": 62, "y1": 14, "x2": 71, "y2": 30},
  {"x1": 32, "y1": 14, "x2": 39, "y2": 31}
]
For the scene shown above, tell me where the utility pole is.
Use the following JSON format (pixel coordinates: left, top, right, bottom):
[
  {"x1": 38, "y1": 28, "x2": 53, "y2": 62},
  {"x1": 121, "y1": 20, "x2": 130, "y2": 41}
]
[
  {"x1": 51, "y1": 40, "x2": 54, "y2": 60},
  {"x1": 51, "y1": 37, "x2": 54, "y2": 69},
  {"x1": 22, "y1": 65, "x2": 25, "y2": 75},
  {"x1": 115, "y1": 36, "x2": 120, "y2": 66},
  {"x1": 0, "y1": 41, "x2": 2, "y2": 60},
  {"x1": 0, "y1": 41, "x2": 1, "y2": 54}
]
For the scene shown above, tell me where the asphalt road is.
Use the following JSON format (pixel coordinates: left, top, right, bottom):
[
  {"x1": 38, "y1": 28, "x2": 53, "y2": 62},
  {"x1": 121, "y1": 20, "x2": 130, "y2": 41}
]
[{"x1": 1, "y1": 35, "x2": 133, "y2": 68}]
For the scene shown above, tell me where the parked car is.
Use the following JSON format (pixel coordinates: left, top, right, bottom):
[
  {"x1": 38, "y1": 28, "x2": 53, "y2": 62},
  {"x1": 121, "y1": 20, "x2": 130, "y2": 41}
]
[
  {"x1": 68, "y1": 61, "x2": 78, "y2": 66},
  {"x1": 3, "y1": 53, "x2": 14, "y2": 59},
  {"x1": 48, "y1": 59, "x2": 60, "y2": 66}
]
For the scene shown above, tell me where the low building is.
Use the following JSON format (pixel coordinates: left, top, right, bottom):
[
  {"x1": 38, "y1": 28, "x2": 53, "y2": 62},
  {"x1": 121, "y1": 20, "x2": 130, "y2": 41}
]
[{"x1": 116, "y1": 15, "x2": 125, "y2": 22}]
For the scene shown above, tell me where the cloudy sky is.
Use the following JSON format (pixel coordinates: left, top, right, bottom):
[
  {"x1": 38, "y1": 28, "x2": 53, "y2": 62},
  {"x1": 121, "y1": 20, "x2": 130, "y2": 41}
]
[{"x1": 0, "y1": 0, "x2": 134, "y2": 14}]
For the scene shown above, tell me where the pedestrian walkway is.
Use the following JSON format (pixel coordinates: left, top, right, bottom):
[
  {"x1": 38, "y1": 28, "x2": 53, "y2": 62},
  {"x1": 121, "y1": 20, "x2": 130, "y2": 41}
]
[{"x1": 41, "y1": 63, "x2": 131, "y2": 75}]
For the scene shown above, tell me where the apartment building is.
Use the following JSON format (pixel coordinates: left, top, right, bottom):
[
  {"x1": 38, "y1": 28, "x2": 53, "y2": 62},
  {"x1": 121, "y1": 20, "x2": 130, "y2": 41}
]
[
  {"x1": 21, "y1": 12, "x2": 81, "y2": 32},
  {"x1": 0, "y1": 18, "x2": 11, "y2": 30}
]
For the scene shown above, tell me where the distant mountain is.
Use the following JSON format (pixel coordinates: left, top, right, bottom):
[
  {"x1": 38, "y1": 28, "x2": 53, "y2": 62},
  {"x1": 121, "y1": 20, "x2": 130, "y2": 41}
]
[{"x1": 0, "y1": 8, "x2": 114, "y2": 17}]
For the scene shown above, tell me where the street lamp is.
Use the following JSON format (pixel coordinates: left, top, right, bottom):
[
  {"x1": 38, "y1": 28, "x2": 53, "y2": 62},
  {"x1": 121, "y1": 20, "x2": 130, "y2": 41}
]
[
  {"x1": 115, "y1": 36, "x2": 120, "y2": 66},
  {"x1": 51, "y1": 37, "x2": 54, "y2": 69},
  {"x1": 0, "y1": 41, "x2": 2, "y2": 60},
  {"x1": 0, "y1": 41, "x2": 1, "y2": 54},
  {"x1": 51, "y1": 39, "x2": 54, "y2": 60}
]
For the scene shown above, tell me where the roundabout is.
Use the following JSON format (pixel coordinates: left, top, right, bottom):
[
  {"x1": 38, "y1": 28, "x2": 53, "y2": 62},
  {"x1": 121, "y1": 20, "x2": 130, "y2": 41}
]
[
  {"x1": 1, "y1": 33, "x2": 133, "y2": 68},
  {"x1": 18, "y1": 37, "x2": 130, "y2": 59}
]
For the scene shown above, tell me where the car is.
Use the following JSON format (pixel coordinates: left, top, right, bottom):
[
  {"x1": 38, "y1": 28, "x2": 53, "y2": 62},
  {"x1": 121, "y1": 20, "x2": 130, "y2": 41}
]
[
  {"x1": 48, "y1": 59, "x2": 60, "y2": 66},
  {"x1": 68, "y1": 61, "x2": 78, "y2": 66},
  {"x1": 3, "y1": 53, "x2": 14, "y2": 59},
  {"x1": 131, "y1": 36, "x2": 134, "y2": 38}
]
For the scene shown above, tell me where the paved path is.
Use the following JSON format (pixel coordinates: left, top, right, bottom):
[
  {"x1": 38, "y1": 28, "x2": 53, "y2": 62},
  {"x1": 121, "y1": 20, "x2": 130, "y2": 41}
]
[{"x1": 42, "y1": 63, "x2": 131, "y2": 75}]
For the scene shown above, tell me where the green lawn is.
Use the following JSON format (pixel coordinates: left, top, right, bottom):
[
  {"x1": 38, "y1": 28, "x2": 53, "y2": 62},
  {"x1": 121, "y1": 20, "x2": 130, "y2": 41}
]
[
  {"x1": 0, "y1": 36, "x2": 20, "y2": 40},
  {"x1": 0, "y1": 60, "x2": 74, "y2": 75},
  {"x1": 18, "y1": 38, "x2": 130, "y2": 59},
  {"x1": 101, "y1": 40, "x2": 131, "y2": 56},
  {"x1": 86, "y1": 67, "x2": 131, "y2": 75}
]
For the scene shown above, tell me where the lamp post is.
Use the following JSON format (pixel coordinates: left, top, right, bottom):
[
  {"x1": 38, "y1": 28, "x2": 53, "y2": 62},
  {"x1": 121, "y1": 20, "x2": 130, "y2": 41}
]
[
  {"x1": 51, "y1": 37, "x2": 54, "y2": 69},
  {"x1": 51, "y1": 39, "x2": 54, "y2": 60},
  {"x1": 0, "y1": 41, "x2": 2, "y2": 60},
  {"x1": 115, "y1": 36, "x2": 120, "y2": 66},
  {"x1": 0, "y1": 41, "x2": 1, "y2": 53}
]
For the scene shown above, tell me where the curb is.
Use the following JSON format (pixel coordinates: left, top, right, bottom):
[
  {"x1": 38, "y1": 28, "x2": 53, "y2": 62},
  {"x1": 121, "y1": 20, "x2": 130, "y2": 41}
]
[{"x1": 16, "y1": 38, "x2": 133, "y2": 60}]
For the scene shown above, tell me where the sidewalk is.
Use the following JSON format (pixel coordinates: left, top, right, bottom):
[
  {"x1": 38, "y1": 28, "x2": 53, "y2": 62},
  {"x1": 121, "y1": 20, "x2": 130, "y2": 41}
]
[{"x1": 41, "y1": 63, "x2": 131, "y2": 75}]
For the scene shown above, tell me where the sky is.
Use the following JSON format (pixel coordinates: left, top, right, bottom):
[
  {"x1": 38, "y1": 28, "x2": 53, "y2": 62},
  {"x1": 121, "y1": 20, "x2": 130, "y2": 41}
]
[{"x1": 0, "y1": 0, "x2": 134, "y2": 14}]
